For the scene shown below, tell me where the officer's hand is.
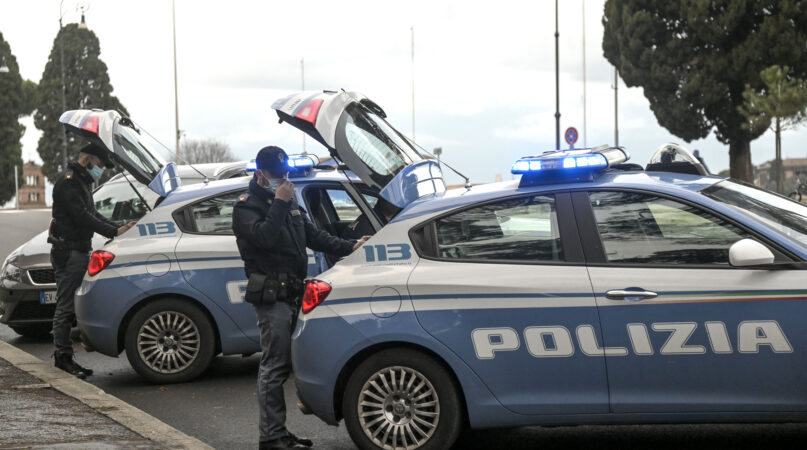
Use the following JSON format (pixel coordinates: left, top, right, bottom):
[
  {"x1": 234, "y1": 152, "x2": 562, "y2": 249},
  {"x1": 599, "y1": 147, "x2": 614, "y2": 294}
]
[
  {"x1": 275, "y1": 180, "x2": 295, "y2": 202},
  {"x1": 352, "y1": 235, "x2": 371, "y2": 251},
  {"x1": 117, "y1": 221, "x2": 136, "y2": 236}
]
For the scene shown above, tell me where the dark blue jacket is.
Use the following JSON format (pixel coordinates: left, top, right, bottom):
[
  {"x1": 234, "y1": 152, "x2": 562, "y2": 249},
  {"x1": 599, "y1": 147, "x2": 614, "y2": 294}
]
[
  {"x1": 51, "y1": 162, "x2": 118, "y2": 251},
  {"x1": 232, "y1": 177, "x2": 356, "y2": 279}
]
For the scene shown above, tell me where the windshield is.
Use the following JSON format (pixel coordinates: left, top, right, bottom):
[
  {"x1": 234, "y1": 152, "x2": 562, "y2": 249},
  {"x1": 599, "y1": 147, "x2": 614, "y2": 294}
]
[
  {"x1": 336, "y1": 103, "x2": 424, "y2": 190},
  {"x1": 112, "y1": 122, "x2": 165, "y2": 181},
  {"x1": 702, "y1": 179, "x2": 807, "y2": 251}
]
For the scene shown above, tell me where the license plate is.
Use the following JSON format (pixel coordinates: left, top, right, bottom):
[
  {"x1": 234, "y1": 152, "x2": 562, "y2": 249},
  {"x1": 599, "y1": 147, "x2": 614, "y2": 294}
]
[{"x1": 39, "y1": 291, "x2": 57, "y2": 305}]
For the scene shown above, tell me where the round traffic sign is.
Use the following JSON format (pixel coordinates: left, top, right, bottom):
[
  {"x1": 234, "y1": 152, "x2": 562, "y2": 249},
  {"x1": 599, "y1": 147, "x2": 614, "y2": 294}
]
[{"x1": 565, "y1": 127, "x2": 578, "y2": 146}]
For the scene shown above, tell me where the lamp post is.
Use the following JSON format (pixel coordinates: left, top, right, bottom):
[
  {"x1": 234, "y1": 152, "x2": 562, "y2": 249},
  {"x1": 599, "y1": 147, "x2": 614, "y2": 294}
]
[
  {"x1": 554, "y1": 0, "x2": 560, "y2": 150},
  {"x1": 59, "y1": 0, "x2": 69, "y2": 172},
  {"x1": 172, "y1": 0, "x2": 180, "y2": 164}
]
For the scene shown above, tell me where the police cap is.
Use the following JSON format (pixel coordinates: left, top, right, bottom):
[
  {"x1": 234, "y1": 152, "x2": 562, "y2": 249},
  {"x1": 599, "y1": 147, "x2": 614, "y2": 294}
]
[
  {"x1": 80, "y1": 143, "x2": 115, "y2": 169},
  {"x1": 255, "y1": 146, "x2": 289, "y2": 177}
]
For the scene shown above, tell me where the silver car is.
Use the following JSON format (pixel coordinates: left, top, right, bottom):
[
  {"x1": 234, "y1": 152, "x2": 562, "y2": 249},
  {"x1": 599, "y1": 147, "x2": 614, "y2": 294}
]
[{"x1": 0, "y1": 162, "x2": 247, "y2": 338}]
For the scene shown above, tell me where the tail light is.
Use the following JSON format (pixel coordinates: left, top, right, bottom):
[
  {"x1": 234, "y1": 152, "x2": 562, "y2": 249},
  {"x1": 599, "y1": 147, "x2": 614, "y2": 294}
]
[
  {"x1": 81, "y1": 115, "x2": 99, "y2": 134},
  {"x1": 88, "y1": 250, "x2": 115, "y2": 276},
  {"x1": 301, "y1": 279, "x2": 331, "y2": 314},
  {"x1": 294, "y1": 99, "x2": 323, "y2": 124}
]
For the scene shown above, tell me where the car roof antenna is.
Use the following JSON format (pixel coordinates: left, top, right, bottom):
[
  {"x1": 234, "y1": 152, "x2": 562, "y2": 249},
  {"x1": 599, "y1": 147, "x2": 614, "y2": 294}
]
[
  {"x1": 125, "y1": 116, "x2": 210, "y2": 184},
  {"x1": 406, "y1": 137, "x2": 472, "y2": 189}
]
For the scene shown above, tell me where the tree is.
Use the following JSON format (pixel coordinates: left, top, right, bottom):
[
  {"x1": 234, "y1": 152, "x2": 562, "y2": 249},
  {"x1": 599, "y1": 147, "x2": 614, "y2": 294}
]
[
  {"x1": 739, "y1": 65, "x2": 807, "y2": 193},
  {"x1": 34, "y1": 23, "x2": 128, "y2": 182},
  {"x1": 602, "y1": 1, "x2": 807, "y2": 182},
  {"x1": 0, "y1": 31, "x2": 25, "y2": 206},
  {"x1": 180, "y1": 138, "x2": 236, "y2": 164}
]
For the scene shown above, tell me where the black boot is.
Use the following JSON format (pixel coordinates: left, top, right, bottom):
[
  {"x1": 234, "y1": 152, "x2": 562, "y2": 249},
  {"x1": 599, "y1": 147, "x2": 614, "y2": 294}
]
[
  {"x1": 54, "y1": 354, "x2": 88, "y2": 379},
  {"x1": 287, "y1": 432, "x2": 313, "y2": 447},
  {"x1": 72, "y1": 360, "x2": 93, "y2": 376},
  {"x1": 259, "y1": 436, "x2": 309, "y2": 449}
]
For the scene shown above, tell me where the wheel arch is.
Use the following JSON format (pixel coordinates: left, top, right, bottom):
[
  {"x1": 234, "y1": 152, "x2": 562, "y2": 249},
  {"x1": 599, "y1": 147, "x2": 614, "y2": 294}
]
[
  {"x1": 116, "y1": 293, "x2": 222, "y2": 355},
  {"x1": 332, "y1": 341, "x2": 469, "y2": 425}
]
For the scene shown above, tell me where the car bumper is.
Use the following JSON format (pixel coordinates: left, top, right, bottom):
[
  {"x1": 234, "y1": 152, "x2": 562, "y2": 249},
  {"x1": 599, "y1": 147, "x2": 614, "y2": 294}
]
[
  {"x1": 0, "y1": 281, "x2": 56, "y2": 326},
  {"x1": 75, "y1": 273, "x2": 140, "y2": 357},
  {"x1": 291, "y1": 307, "x2": 372, "y2": 425}
]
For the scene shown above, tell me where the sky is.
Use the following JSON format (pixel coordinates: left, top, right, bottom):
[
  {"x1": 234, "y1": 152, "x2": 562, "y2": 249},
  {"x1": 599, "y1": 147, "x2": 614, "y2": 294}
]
[{"x1": 2, "y1": 0, "x2": 807, "y2": 200}]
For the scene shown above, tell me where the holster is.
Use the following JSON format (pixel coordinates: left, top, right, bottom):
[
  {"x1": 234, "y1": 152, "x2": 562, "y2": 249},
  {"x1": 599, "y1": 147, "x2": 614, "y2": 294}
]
[{"x1": 244, "y1": 272, "x2": 303, "y2": 305}]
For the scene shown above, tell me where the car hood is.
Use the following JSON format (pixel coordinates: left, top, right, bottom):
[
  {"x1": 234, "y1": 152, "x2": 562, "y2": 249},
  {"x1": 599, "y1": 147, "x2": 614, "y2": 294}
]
[{"x1": 14, "y1": 230, "x2": 105, "y2": 270}]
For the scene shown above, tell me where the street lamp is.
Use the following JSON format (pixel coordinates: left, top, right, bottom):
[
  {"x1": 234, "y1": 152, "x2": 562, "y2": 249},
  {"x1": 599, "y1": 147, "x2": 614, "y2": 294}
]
[
  {"x1": 59, "y1": 0, "x2": 69, "y2": 173},
  {"x1": 433, "y1": 147, "x2": 442, "y2": 166}
]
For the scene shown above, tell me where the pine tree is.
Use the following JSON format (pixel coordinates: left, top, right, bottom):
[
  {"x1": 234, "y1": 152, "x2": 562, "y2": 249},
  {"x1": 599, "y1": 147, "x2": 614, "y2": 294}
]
[
  {"x1": 34, "y1": 23, "x2": 128, "y2": 182},
  {"x1": 739, "y1": 65, "x2": 807, "y2": 194},
  {"x1": 0, "y1": 31, "x2": 25, "y2": 206},
  {"x1": 602, "y1": 1, "x2": 807, "y2": 182}
]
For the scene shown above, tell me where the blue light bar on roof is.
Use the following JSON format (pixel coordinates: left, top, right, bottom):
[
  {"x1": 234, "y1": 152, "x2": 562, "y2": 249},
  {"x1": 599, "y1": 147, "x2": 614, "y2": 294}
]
[
  {"x1": 245, "y1": 155, "x2": 317, "y2": 173},
  {"x1": 288, "y1": 156, "x2": 315, "y2": 169},
  {"x1": 511, "y1": 146, "x2": 628, "y2": 175}
]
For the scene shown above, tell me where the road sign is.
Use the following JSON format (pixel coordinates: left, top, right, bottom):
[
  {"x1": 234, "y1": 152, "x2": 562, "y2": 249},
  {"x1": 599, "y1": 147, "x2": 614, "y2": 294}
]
[{"x1": 565, "y1": 127, "x2": 579, "y2": 146}]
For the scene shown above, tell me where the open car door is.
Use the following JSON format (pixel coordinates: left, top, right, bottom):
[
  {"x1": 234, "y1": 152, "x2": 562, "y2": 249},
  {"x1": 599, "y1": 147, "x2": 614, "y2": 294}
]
[
  {"x1": 59, "y1": 109, "x2": 180, "y2": 197},
  {"x1": 272, "y1": 91, "x2": 446, "y2": 208}
]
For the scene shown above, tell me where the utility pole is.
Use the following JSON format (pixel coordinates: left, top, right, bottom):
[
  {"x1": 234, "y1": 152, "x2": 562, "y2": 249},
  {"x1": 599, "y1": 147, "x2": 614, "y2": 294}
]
[
  {"x1": 172, "y1": 0, "x2": 181, "y2": 163},
  {"x1": 59, "y1": 0, "x2": 68, "y2": 172},
  {"x1": 14, "y1": 165, "x2": 19, "y2": 210},
  {"x1": 613, "y1": 67, "x2": 619, "y2": 147},
  {"x1": 581, "y1": 0, "x2": 587, "y2": 148},
  {"x1": 301, "y1": 58, "x2": 306, "y2": 154},
  {"x1": 554, "y1": 0, "x2": 561, "y2": 150},
  {"x1": 411, "y1": 25, "x2": 415, "y2": 141}
]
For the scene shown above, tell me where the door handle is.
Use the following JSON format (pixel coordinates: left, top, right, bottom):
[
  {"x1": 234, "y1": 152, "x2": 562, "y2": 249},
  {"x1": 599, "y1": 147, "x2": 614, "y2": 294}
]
[{"x1": 605, "y1": 289, "x2": 658, "y2": 302}]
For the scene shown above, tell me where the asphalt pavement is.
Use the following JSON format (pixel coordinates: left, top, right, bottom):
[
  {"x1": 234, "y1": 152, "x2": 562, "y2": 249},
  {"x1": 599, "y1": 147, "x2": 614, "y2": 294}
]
[{"x1": 2, "y1": 208, "x2": 807, "y2": 449}]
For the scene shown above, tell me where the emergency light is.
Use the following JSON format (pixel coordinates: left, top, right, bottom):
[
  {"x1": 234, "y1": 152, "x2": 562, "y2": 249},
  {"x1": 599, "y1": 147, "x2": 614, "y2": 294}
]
[
  {"x1": 245, "y1": 155, "x2": 318, "y2": 175},
  {"x1": 512, "y1": 145, "x2": 629, "y2": 186}
]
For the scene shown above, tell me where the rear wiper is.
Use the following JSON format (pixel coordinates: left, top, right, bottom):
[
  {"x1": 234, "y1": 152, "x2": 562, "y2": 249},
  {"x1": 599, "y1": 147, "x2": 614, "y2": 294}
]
[
  {"x1": 118, "y1": 116, "x2": 140, "y2": 133},
  {"x1": 121, "y1": 172, "x2": 152, "y2": 213}
]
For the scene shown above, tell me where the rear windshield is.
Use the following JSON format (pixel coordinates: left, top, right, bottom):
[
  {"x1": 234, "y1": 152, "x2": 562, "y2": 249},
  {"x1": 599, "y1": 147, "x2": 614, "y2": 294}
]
[
  {"x1": 702, "y1": 179, "x2": 807, "y2": 252},
  {"x1": 336, "y1": 103, "x2": 424, "y2": 189},
  {"x1": 113, "y1": 123, "x2": 164, "y2": 178}
]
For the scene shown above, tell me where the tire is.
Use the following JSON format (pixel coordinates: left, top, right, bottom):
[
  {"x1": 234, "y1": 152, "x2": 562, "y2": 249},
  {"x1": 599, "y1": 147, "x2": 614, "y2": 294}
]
[
  {"x1": 10, "y1": 324, "x2": 52, "y2": 339},
  {"x1": 343, "y1": 348, "x2": 463, "y2": 450},
  {"x1": 124, "y1": 299, "x2": 216, "y2": 384},
  {"x1": 788, "y1": 191, "x2": 802, "y2": 202}
]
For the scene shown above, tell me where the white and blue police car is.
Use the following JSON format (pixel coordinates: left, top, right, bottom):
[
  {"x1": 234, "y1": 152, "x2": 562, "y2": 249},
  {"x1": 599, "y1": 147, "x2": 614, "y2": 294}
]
[
  {"x1": 64, "y1": 92, "x2": 436, "y2": 384},
  {"x1": 283, "y1": 98, "x2": 807, "y2": 449}
]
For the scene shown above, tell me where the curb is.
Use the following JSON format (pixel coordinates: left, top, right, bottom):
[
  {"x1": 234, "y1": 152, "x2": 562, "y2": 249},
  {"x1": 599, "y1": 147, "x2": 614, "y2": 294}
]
[{"x1": 0, "y1": 340, "x2": 213, "y2": 450}]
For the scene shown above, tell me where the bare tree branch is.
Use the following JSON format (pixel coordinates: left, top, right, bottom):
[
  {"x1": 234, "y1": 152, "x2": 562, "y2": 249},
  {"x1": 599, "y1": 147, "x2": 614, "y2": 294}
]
[{"x1": 179, "y1": 138, "x2": 235, "y2": 164}]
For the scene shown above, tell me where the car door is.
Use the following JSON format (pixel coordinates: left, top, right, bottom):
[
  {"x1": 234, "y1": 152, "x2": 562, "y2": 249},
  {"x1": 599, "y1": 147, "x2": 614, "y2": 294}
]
[
  {"x1": 573, "y1": 189, "x2": 807, "y2": 413},
  {"x1": 272, "y1": 91, "x2": 445, "y2": 208},
  {"x1": 407, "y1": 192, "x2": 610, "y2": 415}
]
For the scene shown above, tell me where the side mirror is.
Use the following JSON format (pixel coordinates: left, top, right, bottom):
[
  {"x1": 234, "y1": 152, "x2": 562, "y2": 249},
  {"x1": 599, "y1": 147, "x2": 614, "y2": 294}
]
[{"x1": 729, "y1": 239, "x2": 775, "y2": 267}]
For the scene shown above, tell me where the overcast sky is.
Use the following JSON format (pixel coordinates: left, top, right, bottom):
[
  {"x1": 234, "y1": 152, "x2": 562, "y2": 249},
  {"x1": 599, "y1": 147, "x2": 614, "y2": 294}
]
[{"x1": 3, "y1": 0, "x2": 806, "y2": 192}]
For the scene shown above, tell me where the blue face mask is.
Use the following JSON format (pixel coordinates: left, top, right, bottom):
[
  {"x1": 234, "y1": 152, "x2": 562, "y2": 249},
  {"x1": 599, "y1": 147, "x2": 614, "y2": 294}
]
[{"x1": 87, "y1": 165, "x2": 104, "y2": 181}]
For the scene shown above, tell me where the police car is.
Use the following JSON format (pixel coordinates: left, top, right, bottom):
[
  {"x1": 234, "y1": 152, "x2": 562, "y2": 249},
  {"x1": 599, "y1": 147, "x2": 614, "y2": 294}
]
[
  {"x1": 275, "y1": 94, "x2": 807, "y2": 450},
  {"x1": 63, "y1": 101, "x2": 396, "y2": 384}
]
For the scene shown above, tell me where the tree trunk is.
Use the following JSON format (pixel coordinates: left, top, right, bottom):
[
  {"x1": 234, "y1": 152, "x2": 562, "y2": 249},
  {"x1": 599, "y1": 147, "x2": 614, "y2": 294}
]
[{"x1": 729, "y1": 139, "x2": 753, "y2": 182}]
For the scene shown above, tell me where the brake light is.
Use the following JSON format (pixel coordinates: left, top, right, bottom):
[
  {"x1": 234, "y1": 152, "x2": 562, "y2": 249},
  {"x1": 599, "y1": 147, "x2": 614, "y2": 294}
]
[
  {"x1": 81, "y1": 115, "x2": 99, "y2": 134},
  {"x1": 88, "y1": 250, "x2": 115, "y2": 276},
  {"x1": 294, "y1": 99, "x2": 323, "y2": 124},
  {"x1": 301, "y1": 279, "x2": 331, "y2": 314}
]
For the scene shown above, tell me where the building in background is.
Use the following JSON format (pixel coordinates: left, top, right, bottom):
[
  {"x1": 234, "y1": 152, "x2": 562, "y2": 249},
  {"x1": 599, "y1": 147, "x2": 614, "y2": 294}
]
[{"x1": 17, "y1": 162, "x2": 46, "y2": 209}]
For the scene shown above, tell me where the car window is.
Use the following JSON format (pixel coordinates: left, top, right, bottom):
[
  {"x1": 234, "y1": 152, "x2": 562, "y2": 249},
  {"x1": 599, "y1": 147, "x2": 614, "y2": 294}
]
[
  {"x1": 589, "y1": 191, "x2": 747, "y2": 265},
  {"x1": 187, "y1": 190, "x2": 245, "y2": 234},
  {"x1": 94, "y1": 181, "x2": 159, "y2": 222},
  {"x1": 434, "y1": 195, "x2": 563, "y2": 262},
  {"x1": 325, "y1": 189, "x2": 363, "y2": 222}
]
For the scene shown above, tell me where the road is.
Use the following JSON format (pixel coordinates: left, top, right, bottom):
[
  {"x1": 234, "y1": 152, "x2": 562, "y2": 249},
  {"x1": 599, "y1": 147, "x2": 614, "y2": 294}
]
[{"x1": 1, "y1": 208, "x2": 806, "y2": 449}]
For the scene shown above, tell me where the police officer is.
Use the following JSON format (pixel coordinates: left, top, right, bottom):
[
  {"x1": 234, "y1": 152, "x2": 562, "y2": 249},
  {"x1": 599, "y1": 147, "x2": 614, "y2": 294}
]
[
  {"x1": 232, "y1": 146, "x2": 369, "y2": 450},
  {"x1": 50, "y1": 143, "x2": 135, "y2": 379}
]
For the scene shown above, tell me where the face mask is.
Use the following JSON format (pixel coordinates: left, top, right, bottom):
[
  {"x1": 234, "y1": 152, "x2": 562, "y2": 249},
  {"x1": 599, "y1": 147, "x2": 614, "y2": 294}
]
[{"x1": 87, "y1": 165, "x2": 104, "y2": 182}]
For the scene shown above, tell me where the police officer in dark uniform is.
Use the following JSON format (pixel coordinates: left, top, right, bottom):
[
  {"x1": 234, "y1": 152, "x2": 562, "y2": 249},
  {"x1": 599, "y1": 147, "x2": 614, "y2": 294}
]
[
  {"x1": 232, "y1": 146, "x2": 369, "y2": 450},
  {"x1": 50, "y1": 143, "x2": 135, "y2": 379}
]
